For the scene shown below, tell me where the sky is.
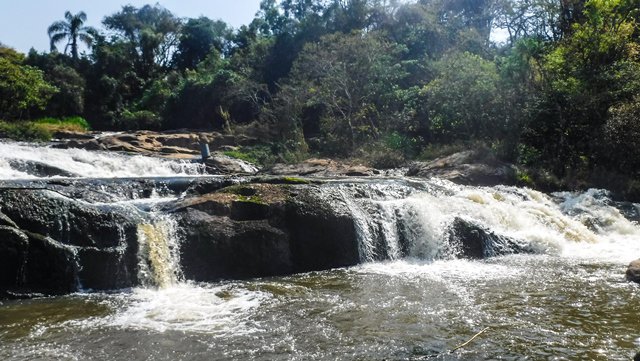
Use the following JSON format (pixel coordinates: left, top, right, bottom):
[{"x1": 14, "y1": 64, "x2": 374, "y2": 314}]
[{"x1": 0, "y1": 0, "x2": 263, "y2": 54}]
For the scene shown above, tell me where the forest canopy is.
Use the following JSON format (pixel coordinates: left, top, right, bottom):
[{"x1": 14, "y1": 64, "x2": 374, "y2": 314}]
[{"x1": 1, "y1": 0, "x2": 640, "y2": 184}]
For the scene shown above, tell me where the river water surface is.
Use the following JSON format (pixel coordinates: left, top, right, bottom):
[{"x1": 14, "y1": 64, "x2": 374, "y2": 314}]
[{"x1": 1, "y1": 142, "x2": 639, "y2": 360}]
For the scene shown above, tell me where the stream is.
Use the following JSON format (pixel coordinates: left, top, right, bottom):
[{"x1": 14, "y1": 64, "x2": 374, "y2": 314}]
[{"x1": 0, "y1": 141, "x2": 639, "y2": 360}]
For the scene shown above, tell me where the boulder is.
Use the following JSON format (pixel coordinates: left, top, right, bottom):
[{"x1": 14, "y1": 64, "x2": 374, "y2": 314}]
[
  {"x1": 51, "y1": 130, "x2": 259, "y2": 164},
  {"x1": 0, "y1": 188, "x2": 140, "y2": 295},
  {"x1": 447, "y1": 217, "x2": 533, "y2": 259},
  {"x1": 626, "y1": 259, "x2": 640, "y2": 283},
  {"x1": 8, "y1": 159, "x2": 79, "y2": 177},
  {"x1": 204, "y1": 153, "x2": 259, "y2": 174},
  {"x1": 171, "y1": 182, "x2": 360, "y2": 281},
  {"x1": 407, "y1": 150, "x2": 517, "y2": 186}
]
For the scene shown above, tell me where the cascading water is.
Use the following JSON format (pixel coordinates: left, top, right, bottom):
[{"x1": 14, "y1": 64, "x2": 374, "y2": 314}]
[
  {"x1": 136, "y1": 215, "x2": 183, "y2": 288},
  {"x1": 321, "y1": 178, "x2": 640, "y2": 263},
  {"x1": 0, "y1": 142, "x2": 206, "y2": 179},
  {"x1": 2, "y1": 139, "x2": 640, "y2": 360}
]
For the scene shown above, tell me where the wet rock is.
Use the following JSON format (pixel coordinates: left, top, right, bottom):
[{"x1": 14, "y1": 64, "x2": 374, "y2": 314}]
[
  {"x1": 204, "y1": 153, "x2": 258, "y2": 174},
  {"x1": 8, "y1": 159, "x2": 78, "y2": 177},
  {"x1": 0, "y1": 188, "x2": 140, "y2": 296},
  {"x1": 0, "y1": 226, "x2": 29, "y2": 292},
  {"x1": 626, "y1": 259, "x2": 640, "y2": 283},
  {"x1": 171, "y1": 183, "x2": 360, "y2": 281},
  {"x1": 447, "y1": 218, "x2": 533, "y2": 259},
  {"x1": 268, "y1": 158, "x2": 378, "y2": 177},
  {"x1": 407, "y1": 150, "x2": 517, "y2": 186},
  {"x1": 177, "y1": 209, "x2": 292, "y2": 281}
]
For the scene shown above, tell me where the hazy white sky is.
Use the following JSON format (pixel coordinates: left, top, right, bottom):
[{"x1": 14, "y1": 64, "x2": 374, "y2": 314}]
[{"x1": 0, "y1": 0, "x2": 263, "y2": 53}]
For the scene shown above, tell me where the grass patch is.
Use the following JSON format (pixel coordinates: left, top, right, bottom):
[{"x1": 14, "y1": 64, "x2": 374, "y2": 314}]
[
  {"x1": 0, "y1": 121, "x2": 52, "y2": 141},
  {"x1": 0, "y1": 117, "x2": 90, "y2": 142},
  {"x1": 282, "y1": 177, "x2": 310, "y2": 184},
  {"x1": 34, "y1": 116, "x2": 90, "y2": 132},
  {"x1": 223, "y1": 149, "x2": 259, "y2": 164},
  {"x1": 224, "y1": 143, "x2": 309, "y2": 168}
]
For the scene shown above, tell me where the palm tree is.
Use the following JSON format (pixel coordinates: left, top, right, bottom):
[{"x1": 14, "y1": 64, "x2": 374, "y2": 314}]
[{"x1": 47, "y1": 11, "x2": 96, "y2": 59}]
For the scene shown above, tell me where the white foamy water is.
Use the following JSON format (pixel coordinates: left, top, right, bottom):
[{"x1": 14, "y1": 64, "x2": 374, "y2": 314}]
[
  {"x1": 323, "y1": 178, "x2": 640, "y2": 264},
  {"x1": 0, "y1": 142, "x2": 205, "y2": 179},
  {"x1": 101, "y1": 283, "x2": 267, "y2": 335}
]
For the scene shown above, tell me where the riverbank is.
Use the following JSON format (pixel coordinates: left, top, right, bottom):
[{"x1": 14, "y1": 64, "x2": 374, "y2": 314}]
[{"x1": 36, "y1": 129, "x2": 640, "y2": 202}]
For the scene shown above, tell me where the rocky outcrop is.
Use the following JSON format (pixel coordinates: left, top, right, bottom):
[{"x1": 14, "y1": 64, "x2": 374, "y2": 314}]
[
  {"x1": 0, "y1": 188, "x2": 140, "y2": 297},
  {"x1": 52, "y1": 130, "x2": 258, "y2": 159},
  {"x1": 626, "y1": 259, "x2": 640, "y2": 283},
  {"x1": 268, "y1": 158, "x2": 378, "y2": 177},
  {"x1": 0, "y1": 176, "x2": 539, "y2": 298},
  {"x1": 408, "y1": 150, "x2": 517, "y2": 186},
  {"x1": 171, "y1": 183, "x2": 360, "y2": 281}
]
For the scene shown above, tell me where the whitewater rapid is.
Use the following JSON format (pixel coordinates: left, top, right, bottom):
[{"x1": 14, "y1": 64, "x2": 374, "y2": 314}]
[{"x1": 0, "y1": 142, "x2": 206, "y2": 179}]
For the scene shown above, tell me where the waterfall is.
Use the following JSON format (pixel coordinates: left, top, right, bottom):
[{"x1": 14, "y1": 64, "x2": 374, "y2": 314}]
[
  {"x1": 136, "y1": 215, "x2": 183, "y2": 288},
  {"x1": 325, "y1": 178, "x2": 640, "y2": 263}
]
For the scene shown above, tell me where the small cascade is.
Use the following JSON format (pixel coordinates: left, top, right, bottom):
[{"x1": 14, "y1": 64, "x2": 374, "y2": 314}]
[
  {"x1": 324, "y1": 179, "x2": 640, "y2": 263},
  {"x1": 328, "y1": 182, "x2": 417, "y2": 262},
  {"x1": 136, "y1": 215, "x2": 183, "y2": 288}
]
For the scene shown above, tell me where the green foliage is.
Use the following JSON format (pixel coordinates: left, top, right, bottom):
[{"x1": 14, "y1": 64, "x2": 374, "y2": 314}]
[
  {"x1": 423, "y1": 52, "x2": 504, "y2": 142},
  {"x1": 0, "y1": 50, "x2": 57, "y2": 120},
  {"x1": 603, "y1": 97, "x2": 640, "y2": 173},
  {"x1": 3, "y1": 0, "x2": 640, "y2": 189},
  {"x1": 119, "y1": 110, "x2": 162, "y2": 130},
  {"x1": 0, "y1": 121, "x2": 52, "y2": 141},
  {"x1": 0, "y1": 116, "x2": 90, "y2": 142},
  {"x1": 278, "y1": 31, "x2": 406, "y2": 155},
  {"x1": 34, "y1": 116, "x2": 90, "y2": 130}
]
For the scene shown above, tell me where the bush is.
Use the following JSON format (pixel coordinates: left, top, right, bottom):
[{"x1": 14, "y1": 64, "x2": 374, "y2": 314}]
[
  {"x1": 118, "y1": 110, "x2": 162, "y2": 130},
  {"x1": 355, "y1": 141, "x2": 406, "y2": 169}
]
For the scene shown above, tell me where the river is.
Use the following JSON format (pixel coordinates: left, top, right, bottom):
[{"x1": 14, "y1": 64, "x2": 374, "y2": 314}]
[{"x1": 0, "y1": 142, "x2": 639, "y2": 360}]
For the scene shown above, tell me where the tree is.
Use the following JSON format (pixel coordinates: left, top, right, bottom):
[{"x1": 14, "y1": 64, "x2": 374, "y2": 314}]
[
  {"x1": 423, "y1": 52, "x2": 504, "y2": 142},
  {"x1": 175, "y1": 17, "x2": 232, "y2": 70},
  {"x1": 0, "y1": 47, "x2": 57, "y2": 120},
  {"x1": 278, "y1": 31, "x2": 405, "y2": 154},
  {"x1": 522, "y1": 0, "x2": 640, "y2": 174},
  {"x1": 47, "y1": 11, "x2": 96, "y2": 59},
  {"x1": 103, "y1": 5, "x2": 181, "y2": 76}
]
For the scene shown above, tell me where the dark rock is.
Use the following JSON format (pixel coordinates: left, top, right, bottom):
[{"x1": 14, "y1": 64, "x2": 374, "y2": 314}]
[
  {"x1": 626, "y1": 259, "x2": 640, "y2": 283},
  {"x1": 0, "y1": 189, "x2": 138, "y2": 249},
  {"x1": 204, "y1": 153, "x2": 258, "y2": 174},
  {"x1": 177, "y1": 209, "x2": 292, "y2": 281},
  {"x1": 0, "y1": 226, "x2": 29, "y2": 291},
  {"x1": 285, "y1": 188, "x2": 360, "y2": 272},
  {"x1": 0, "y1": 188, "x2": 140, "y2": 295},
  {"x1": 408, "y1": 150, "x2": 517, "y2": 186},
  {"x1": 172, "y1": 183, "x2": 360, "y2": 281},
  {"x1": 8, "y1": 159, "x2": 78, "y2": 177},
  {"x1": 77, "y1": 246, "x2": 138, "y2": 290},
  {"x1": 52, "y1": 139, "x2": 105, "y2": 151},
  {"x1": 447, "y1": 218, "x2": 533, "y2": 259},
  {"x1": 21, "y1": 231, "x2": 78, "y2": 295}
]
